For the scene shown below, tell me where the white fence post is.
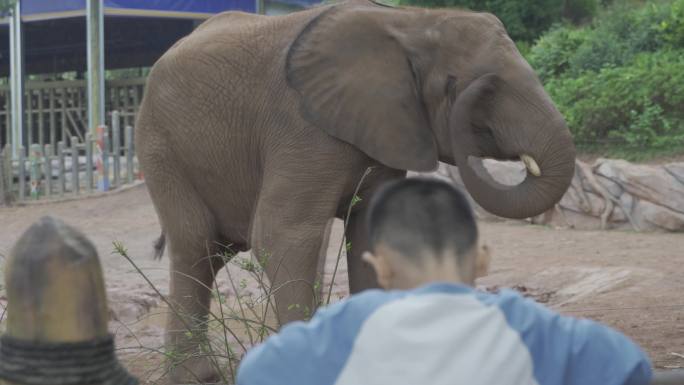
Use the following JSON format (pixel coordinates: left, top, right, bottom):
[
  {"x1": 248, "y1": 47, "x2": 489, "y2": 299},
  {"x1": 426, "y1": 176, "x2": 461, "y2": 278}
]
[
  {"x1": 58, "y1": 141, "x2": 66, "y2": 196},
  {"x1": 29, "y1": 144, "x2": 41, "y2": 199},
  {"x1": 18, "y1": 147, "x2": 25, "y2": 201},
  {"x1": 71, "y1": 137, "x2": 79, "y2": 195},
  {"x1": 125, "y1": 125, "x2": 134, "y2": 183},
  {"x1": 112, "y1": 110, "x2": 121, "y2": 187},
  {"x1": 85, "y1": 133, "x2": 93, "y2": 193},
  {"x1": 43, "y1": 144, "x2": 52, "y2": 198}
]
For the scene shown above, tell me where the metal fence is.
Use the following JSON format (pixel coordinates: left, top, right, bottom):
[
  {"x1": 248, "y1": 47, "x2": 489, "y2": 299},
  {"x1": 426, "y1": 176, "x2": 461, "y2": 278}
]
[
  {"x1": 0, "y1": 77, "x2": 145, "y2": 151},
  {"x1": 0, "y1": 110, "x2": 139, "y2": 205}
]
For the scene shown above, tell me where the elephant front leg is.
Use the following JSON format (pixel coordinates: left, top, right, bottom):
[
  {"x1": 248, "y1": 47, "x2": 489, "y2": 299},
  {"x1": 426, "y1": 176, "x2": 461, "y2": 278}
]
[
  {"x1": 345, "y1": 168, "x2": 403, "y2": 293},
  {"x1": 345, "y1": 209, "x2": 380, "y2": 293},
  {"x1": 252, "y1": 224, "x2": 332, "y2": 324},
  {"x1": 251, "y1": 199, "x2": 337, "y2": 325}
]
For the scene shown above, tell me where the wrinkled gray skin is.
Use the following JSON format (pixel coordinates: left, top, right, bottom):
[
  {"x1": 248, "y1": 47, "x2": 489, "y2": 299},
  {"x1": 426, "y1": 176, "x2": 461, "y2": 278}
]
[{"x1": 136, "y1": 0, "x2": 575, "y2": 381}]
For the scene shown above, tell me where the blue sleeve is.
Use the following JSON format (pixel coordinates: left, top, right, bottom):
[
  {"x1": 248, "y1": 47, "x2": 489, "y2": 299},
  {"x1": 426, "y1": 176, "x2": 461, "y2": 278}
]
[
  {"x1": 565, "y1": 319, "x2": 652, "y2": 385},
  {"x1": 478, "y1": 289, "x2": 652, "y2": 385},
  {"x1": 236, "y1": 290, "x2": 400, "y2": 385}
]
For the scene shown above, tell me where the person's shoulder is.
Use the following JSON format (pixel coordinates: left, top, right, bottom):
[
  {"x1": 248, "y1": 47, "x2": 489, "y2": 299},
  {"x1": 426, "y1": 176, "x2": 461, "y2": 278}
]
[
  {"x1": 566, "y1": 317, "x2": 652, "y2": 384},
  {"x1": 474, "y1": 287, "x2": 559, "y2": 323},
  {"x1": 473, "y1": 288, "x2": 651, "y2": 385},
  {"x1": 236, "y1": 289, "x2": 408, "y2": 385},
  {"x1": 329, "y1": 288, "x2": 406, "y2": 314}
]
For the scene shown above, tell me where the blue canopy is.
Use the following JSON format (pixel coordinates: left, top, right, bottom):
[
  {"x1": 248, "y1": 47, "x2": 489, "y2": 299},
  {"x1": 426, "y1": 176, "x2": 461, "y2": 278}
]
[
  {"x1": 22, "y1": 0, "x2": 257, "y2": 21},
  {"x1": 0, "y1": 0, "x2": 323, "y2": 75},
  {"x1": 20, "y1": 0, "x2": 322, "y2": 21}
]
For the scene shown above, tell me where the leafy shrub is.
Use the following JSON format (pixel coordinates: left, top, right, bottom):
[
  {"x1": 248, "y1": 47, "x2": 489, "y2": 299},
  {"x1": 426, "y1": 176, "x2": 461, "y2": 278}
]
[
  {"x1": 568, "y1": 3, "x2": 671, "y2": 73},
  {"x1": 564, "y1": 0, "x2": 599, "y2": 23},
  {"x1": 399, "y1": 0, "x2": 596, "y2": 42},
  {"x1": 545, "y1": 50, "x2": 684, "y2": 147},
  {"x1": 659, "y1": 0, "x2": 684, "y2": 47},
  {"x1": 527, "y1": 25, "x2": 587, "y2": 81},
  {"x1": 529, "y1": 1, "x2": 684, "y2": 78}
]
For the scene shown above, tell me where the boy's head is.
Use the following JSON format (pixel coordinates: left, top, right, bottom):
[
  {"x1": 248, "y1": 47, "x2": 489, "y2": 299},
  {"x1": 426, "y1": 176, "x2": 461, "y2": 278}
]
[{"x1": 363, "y1": 178, "x2": 490, "y2": 289}]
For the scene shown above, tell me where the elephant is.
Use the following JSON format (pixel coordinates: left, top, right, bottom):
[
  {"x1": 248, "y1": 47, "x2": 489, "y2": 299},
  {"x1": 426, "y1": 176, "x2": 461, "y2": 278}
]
[{"x1": 135, "y1": 0, "x2": 575, "y2": 382}]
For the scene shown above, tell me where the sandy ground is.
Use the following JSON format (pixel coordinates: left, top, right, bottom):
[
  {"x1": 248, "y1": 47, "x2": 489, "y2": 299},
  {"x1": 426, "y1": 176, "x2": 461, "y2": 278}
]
[{"x1": 0, "y1": 183, "x2": 683, "y2": 383}]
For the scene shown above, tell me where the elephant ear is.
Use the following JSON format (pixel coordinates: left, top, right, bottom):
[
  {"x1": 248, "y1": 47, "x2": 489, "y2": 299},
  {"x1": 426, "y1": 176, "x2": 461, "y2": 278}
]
[{"x1": 286, "y1": 5, "x2": 438, "y2": 172}]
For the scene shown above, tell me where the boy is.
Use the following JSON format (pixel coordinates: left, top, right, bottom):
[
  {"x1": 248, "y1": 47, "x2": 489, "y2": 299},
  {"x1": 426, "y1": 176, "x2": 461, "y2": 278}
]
[{"x1": 237, "y1": 178, "x2": 652, "y2": 385}]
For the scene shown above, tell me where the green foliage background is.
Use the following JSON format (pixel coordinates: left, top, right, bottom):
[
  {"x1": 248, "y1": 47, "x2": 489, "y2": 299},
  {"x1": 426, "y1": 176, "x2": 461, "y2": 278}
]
[
  {"x1": 527, "y1": 0, "x2": 684, "y2": 152},
  {"x1": 0, "y1": 0, "x2": 16, "y2": 15},
  {"x1": 397, "y1": 0, "x2": 597, "y2": 42},
  {"x1": 399, "y1": 0, "x2": 684, "y2": 157}
]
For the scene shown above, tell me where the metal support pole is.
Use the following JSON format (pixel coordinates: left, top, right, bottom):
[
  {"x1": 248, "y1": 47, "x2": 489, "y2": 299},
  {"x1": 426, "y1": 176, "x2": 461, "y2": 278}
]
[
  {"x1": 256, "y1": 0, "x2": 265, "y2": 14},
  {"x1": 9, "y1": 1, "x2": 24, "y2": 159},
  {"x1": 87, "y1": 0, "x2": 105, "y2": 136}
]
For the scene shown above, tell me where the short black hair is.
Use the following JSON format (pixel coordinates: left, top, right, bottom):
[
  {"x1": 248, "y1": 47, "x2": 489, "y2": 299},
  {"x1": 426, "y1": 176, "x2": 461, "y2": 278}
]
[{"x1": 366, "y1": 178, "x2": 478, "y2": 265}]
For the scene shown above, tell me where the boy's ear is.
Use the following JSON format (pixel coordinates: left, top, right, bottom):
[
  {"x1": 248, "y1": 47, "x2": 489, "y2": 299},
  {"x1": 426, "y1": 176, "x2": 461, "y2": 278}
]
[
  {"x1": 362, "y1": 251, "x2": 392, "y2": 289},
  {"x1": 475, "y1": 244, "x2": 491, "y2": 278}
]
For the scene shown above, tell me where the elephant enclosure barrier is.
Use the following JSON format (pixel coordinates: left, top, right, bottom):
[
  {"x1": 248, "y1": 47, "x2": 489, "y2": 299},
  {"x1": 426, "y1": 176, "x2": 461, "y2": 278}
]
[
  {"x1": 0, "y1": 78, "x2": 145, "y2": 150},
  {"x1": 0, "y1": 110, "x2": 141, "y2": 205}
]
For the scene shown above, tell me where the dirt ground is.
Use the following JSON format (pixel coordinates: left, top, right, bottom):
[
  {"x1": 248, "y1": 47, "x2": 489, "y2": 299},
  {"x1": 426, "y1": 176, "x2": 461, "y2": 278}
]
[{"x1": 0, "y1": 183, "x2": 682, "y2": 383}]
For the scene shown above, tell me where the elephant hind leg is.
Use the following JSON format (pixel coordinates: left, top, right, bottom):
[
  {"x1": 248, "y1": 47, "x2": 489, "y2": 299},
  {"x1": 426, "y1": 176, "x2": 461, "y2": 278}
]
[
  {"x1": 165, "y1": 236, "x2": 226, "y2": 384},
  {"x1": 143, "y1": 167, "x2": 225, "y2": 383}
]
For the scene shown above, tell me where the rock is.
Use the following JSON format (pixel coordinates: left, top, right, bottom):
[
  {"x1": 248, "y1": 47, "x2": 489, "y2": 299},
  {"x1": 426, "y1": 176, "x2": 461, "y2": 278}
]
[
  {"x1": 664, "y1": 163, "x2": 684, "y2": 186},
  {"x1": 412, "y1": 163, "x2": 503, "y2": 221},
  {"x1": 594, "y1": 158, "x2": 620, "y2": 180},
  {"x1": 633, "y1": 200, "x2": 684, "y2": 231},
  {"x1": 620, "y1": 193, "x2": 635, "y2": 213},
  {"x1": 418, "y1": 159, "x2": 684, "y2": 232},
  {"x1": 443, "y1": 160, "x2": 527, "y2": 221},
  {"x1": 482, "y1": 159, "x2": 526, "y2": 186},
  {"x1": 558, "y1": 188, "x2": 582, "y2": 213},
  {"x1": 108, "y1": 285, "x2": 162, "y2": 323},
  {"x1": 595, "y1": 159, "x2": 684, "y2": 214},
  {"x1": 595, "y1": 174, "x2": 623, "y2": 197}
]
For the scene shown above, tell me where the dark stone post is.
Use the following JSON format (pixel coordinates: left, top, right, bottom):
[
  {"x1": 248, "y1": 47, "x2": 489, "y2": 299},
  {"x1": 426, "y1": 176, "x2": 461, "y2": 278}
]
[{"x1": 0, "y1": 217, "x2": 138, "y2": 385}]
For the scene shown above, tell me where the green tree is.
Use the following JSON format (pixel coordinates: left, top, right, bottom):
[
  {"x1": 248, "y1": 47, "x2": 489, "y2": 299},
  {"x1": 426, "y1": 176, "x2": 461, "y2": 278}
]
[
  {"x1": 0, "y1": 0, "x2": 16, "y2": 15},
  {"x1": 398, "y1": 0, "x2": 597, "y2": 42}
]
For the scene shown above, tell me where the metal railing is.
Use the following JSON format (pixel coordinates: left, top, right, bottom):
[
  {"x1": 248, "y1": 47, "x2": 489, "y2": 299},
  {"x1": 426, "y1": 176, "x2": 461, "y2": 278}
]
[
  {"x1": 0, "y1": 77, "x2": 145, "y2": 151},
  {"x1": 0, "y1": 110, "x2": 140, "y2": 205}
]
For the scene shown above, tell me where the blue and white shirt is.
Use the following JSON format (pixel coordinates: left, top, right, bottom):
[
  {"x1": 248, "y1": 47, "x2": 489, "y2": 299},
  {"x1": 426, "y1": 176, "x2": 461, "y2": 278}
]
[{"x1": 237, "y1": 283, "x2": 652, "y2": 385}]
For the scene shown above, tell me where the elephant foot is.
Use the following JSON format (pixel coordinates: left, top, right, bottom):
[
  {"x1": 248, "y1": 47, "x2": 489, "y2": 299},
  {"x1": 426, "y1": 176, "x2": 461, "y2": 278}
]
[{"x1": 168, "y1": 355, "x2": 223, "y2": 384}]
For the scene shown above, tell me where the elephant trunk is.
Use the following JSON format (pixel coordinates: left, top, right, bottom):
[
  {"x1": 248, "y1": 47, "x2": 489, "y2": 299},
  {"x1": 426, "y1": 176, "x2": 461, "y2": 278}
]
[{"x1": 449, "y1": 75, "x2": 576, "y2": 219}]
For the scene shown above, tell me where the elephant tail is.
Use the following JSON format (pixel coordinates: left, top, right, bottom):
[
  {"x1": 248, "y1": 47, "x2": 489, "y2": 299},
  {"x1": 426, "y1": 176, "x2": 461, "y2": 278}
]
[{"x1": 153, "y1": 232, "x2": 166, "y2": 260}]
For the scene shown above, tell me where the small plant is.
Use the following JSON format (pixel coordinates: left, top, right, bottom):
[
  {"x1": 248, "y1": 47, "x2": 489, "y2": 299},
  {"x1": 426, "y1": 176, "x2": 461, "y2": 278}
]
[{"x1": 111, "y1": 167, "x2": 375, "y2": 383}]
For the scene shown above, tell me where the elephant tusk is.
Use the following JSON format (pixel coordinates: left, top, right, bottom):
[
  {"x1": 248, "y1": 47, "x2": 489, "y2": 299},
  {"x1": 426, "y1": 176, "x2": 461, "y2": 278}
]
[{"x1": 521, "y1": 154, "x2": 541, "y2": 177}]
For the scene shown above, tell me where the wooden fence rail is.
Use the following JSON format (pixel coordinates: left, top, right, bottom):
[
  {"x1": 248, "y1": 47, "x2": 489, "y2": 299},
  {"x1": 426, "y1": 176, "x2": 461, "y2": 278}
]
[{"x1": 0, "y1": 111, "x2": 139, "y2": 204}]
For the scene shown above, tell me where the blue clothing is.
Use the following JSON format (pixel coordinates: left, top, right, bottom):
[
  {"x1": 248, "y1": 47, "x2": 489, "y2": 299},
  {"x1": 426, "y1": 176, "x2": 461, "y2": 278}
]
[{"x1": 237, "y1": 283, "x2": 652, "y2": 385}]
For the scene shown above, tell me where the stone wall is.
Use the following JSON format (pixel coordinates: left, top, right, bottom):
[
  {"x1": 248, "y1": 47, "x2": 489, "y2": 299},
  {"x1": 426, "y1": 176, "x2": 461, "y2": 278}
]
[{"x1": 412, "y1": 159, "x2": 684, "y2": 232}]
